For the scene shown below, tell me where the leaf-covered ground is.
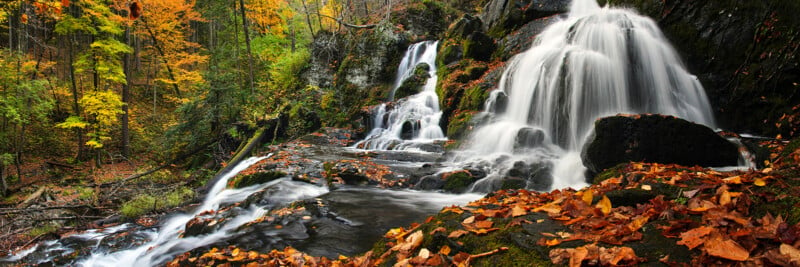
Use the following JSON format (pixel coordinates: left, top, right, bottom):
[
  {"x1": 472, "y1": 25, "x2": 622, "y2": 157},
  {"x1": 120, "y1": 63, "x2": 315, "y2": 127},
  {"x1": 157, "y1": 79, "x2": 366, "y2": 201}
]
[{"x1": 167, "y1": 138, "x2": 800, "y2": 266}]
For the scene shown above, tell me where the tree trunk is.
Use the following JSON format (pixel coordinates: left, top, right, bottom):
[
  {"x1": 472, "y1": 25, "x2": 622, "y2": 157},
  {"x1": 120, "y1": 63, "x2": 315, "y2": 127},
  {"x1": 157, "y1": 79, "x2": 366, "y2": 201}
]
[
  {"x1": 238, "y1": 0, "x2": 255, "y2": 95},
  {"x1": 68, "y1": 34, "x2": 85, "y2": 160},
  {"x1": 121, "y1": 27, "x2": 131, "y2": 158},
  {"x1": 300, "y1": 0, "x2": 316, "y2": 38},
  {"x1": 0, "y1": 161, "x2": 6, "y2": 197}
]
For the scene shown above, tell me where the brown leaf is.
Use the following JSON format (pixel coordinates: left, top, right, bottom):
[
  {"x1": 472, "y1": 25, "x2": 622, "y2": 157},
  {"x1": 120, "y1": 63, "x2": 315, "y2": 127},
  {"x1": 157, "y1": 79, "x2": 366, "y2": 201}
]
[
  {"x1": 448, "y1": 230, "x2": 469, "y2": 238},
  {"x1": 703, "y1": 233, "x2": 749, "y2": 261},
  {"x1": 723, "y1": 175, "x2": 742, "y2": 184},
  {"x1": 779, "y1": 244, "x2": 800, "y2": 262},
  {"x1": 473, "y1": 220, "x2": 494, "y2": 229},
  {"x1": 677, "y1": 226, "x2": 713, "y2": 249},
  {"x1": 462, "y1": 216, "x2": 475, "y2": 224}
]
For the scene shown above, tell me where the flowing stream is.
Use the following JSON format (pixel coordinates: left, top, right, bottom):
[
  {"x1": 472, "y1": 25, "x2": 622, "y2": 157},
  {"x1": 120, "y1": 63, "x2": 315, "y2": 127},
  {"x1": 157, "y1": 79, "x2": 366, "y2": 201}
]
[
  {"x1": 454, "y1": 0, "x2": 717, "y2": 191},
  {"x1": 355, "y1": 41, "x2": 447, "y2": 151}
]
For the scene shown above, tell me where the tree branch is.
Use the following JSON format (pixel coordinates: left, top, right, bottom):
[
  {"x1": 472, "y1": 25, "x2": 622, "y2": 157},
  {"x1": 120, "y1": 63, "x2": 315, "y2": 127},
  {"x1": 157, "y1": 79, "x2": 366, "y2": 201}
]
[{"x1": 318, "y1": 14, "x2": 377, "y2": 29}]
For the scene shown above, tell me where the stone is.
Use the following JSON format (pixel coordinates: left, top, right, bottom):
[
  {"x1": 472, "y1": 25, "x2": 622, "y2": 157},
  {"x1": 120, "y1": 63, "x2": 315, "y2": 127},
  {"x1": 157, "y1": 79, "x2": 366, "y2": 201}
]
[
  {"x1": 581, "y1": 114, "x2": 740, "y2": 176},
  {"x1": 482, "y1": 0, "x2": 570, "y2": 37},
  {"x1": 415, "y1": 175, "x2": 445, "y2": 190}
]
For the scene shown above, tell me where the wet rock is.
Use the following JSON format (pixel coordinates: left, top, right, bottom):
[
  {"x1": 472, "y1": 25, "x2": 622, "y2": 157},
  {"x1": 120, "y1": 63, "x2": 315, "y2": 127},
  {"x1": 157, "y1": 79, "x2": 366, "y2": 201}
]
[
  {"x1": 400, "y1": 121, "x2": 420, "y2": 140},
  {"x1": 394, "y1": 63, "x2": 431, "y2": 100},
  {"x1": 230, "y1": 171, "x2": 287, "y2": 189},
  {"x1": 497, "y1": 15, "x2": 559, "y2": 59},
  {"x1": 464, "y1": 32, "x2": 496, "y2": 62},
  {"x1": 184, "y1": 217, "x2": 225, "y2": 237},
  {"x1": 501, "y1": 177, "x2": 527, "y2": 189},
  {"x1": 415, "y1": 175, "x2": 445, "y2": 190},
  {"x1": 581, "y1": 114, "x2": 740, "y2": 176},
  {"x1": 482, "y1": 0, "x2": 570, "y2": 37},
  {"x1": 514, "y1": 127, "x2": 546, "y2": 151},
  {"x1": 527, "y1": 162, "x2": 552, "y2": 191},
  {"x1": 442, "y1": 171, "x2": 478, "y2": 193}
]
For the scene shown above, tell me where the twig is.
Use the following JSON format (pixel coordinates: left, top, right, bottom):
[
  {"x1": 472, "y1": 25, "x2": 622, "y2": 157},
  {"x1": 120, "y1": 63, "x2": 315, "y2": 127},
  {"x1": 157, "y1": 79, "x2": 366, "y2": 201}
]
[{"x1": 318, "y1": 13, "x2": 377, "y2": 29}]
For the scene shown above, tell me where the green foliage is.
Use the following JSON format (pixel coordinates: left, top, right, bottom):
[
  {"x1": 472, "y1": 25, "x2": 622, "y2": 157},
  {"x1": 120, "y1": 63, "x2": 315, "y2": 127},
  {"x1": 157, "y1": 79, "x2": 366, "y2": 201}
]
[
  {"x1": 120, "y1": 186, "x2": 195, "y2": 218},
  {"x1": 27, "y1": 223, "x2": 58, "y2": 238}
]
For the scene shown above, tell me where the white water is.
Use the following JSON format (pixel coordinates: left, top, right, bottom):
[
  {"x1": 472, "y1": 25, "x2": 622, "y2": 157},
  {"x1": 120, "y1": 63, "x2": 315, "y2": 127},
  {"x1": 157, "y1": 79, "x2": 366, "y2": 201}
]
[
  {"x1": 78, "y1": 155, "x2": 330, "y2": 266},
  {"x1": 457, "y1": 0, "x2": 717, "y2": 191},
  {"x1": 356, "y1": 41, "x2": 447, "y2": 151}
]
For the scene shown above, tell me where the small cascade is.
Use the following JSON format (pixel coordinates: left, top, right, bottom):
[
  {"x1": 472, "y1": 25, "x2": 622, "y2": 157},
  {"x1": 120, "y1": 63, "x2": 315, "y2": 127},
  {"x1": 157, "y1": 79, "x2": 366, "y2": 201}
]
[
  {"x1": 355, "y1": 41, "x2": 446, "y2": 151},
  {"x1": 456, "y1": 0, "x2": 718, "y2": 191}
]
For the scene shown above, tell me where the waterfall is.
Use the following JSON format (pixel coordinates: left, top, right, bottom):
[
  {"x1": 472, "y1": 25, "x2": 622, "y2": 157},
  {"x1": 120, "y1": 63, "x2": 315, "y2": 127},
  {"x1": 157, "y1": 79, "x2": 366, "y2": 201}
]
[
  {"x1": 77, "y1": 155, "x2": 330, "y2": 267},
  {"x1": 355, "y1": 41, "x2": 446, "y2": 151},
  {"x1": 457, "y1": 0, "x2": 716, "y2": 191}
]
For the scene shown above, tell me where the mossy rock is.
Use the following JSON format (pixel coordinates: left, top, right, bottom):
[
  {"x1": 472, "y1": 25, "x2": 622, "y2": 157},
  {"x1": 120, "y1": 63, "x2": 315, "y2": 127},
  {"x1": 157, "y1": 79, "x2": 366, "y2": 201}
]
[
  {"x1": 591, "y1": 163, "x2": 628, "y2": 184},
  {"x1": 231, "y1": 171, "x2": 287, "y2": 189},
  {"x1": 443, "y1": 171, "x2": 478, "y2": 193},
  {"x1": 394, "y1": 63, "x2": 431, "y2": 100}
]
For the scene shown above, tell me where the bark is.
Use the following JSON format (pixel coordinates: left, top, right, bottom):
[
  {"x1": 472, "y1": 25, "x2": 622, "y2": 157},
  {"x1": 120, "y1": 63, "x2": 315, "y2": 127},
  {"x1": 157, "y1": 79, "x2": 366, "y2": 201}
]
[
  {"x1": 300, "y1": 0, "x2": 316, "y2": 38},
  {"x1": 238, "y1": 0, "x2": 256, "y2": 94},
  {"x1": 67, "y1": 34, "x2": 85, "y2": 160},
  {"x1": 121, "y1": 27, "x2": 131, "y2": 158}
]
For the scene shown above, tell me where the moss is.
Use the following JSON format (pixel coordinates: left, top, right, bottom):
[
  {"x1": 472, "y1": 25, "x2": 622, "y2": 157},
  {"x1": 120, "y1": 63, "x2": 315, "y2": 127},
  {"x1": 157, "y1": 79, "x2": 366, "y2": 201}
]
[
  {"x1": 27, "y1": 223, "x2": 58, "y2": 238},
  {"x1": 446, "y1": 112, "x2": 476, "y2": 140},
  {"x1": 230, "y1": 171, "x2": 287, "y2": 189},
  {"x1": 443, "y1": 171, "x2": 478, "y2": 192},
  {"x1": 748, "y1": 176, "x2": 800, "y2": 225},
  {"x1": 120, "y1": 186, "x2": 195, "y2": 219},
  {"x1": 591, "y1": 163, "x2": 628, "y2": 184}
]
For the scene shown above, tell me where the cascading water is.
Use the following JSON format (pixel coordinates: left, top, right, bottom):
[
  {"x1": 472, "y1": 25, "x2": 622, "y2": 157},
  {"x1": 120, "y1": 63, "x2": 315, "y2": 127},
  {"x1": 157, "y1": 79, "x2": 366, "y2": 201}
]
[
  {"x1": 355, "y1": 41, "x2": 446, "y2": 151},
  {"x1": 77, "y1": 155, "x2": 333, "y2": 267},
  {"x1": 456, "y1": 0, "x2": 717, "y2": 191}
]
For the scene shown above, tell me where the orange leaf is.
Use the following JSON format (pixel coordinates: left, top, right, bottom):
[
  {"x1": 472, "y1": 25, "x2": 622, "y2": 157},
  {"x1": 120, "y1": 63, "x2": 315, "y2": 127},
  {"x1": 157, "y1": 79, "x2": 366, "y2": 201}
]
[
  {"x1": 468, "y1": 227, "x2": 499, "y2": 235},
  {"x1": 439, "y1": 245, "x2": 451, "y2": 255},
  {"x1": 545, "y1": 238, "x2": 561, "y2": 247},
  {"x1": 719, "y1": 190, "x2": 732, "y2": 206},
  {"x1": 511, "y1": 205, "x2": 527, "y2": 217},
  {"x1": 448, "y1": 230, "x2": 469, "y2": 238},
  {"x1": 754, "y1": 178, "x2": 767, "y2": 186},
  {"x1": 569, "y1": 246, "x2": 589, "y2": 267},
  {"x1": 473, "y1": 220, "x2": 494, "y2": 229},
  {"x1": 627, "y1": 216, "x2": 649, "y2": 232},
  {"x1": 703, "y1": 234, "x2": 749, "y2": 261},
  {"x1": 677, "y1": 226, "x2": 713, "y2": 249},
  {"x1": 596, "y1": 195, "x2": 612, "y2": 215},
  {"x1": 462, "y1": 216, "x2": 475, "y2": 224}
]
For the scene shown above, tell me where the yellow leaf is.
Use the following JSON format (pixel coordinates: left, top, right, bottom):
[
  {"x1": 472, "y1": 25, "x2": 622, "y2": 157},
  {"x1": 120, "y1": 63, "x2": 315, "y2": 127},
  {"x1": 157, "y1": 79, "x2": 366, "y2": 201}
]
[
  {"x1": 545, "y1": 238, "x2": 561, "y2": 246},
  {"x1": 231, "y1": 248, "x2": 241, "y2": 257},
  {"x1": 779, "y1": 244, "x2": 800, "y2": 261},
  {"x1": 723, "y1": 176, "x2": 742, "y2": 184},
  {"x1": 754, "y1": 178, "x2": 767, "y2": 187},
  {"x1": 719, "y1": 190, "x2": 732, "y2": 206},
  {"x1": 596, "y1": 195, "x2": 612, "y2": 215},
  {"x1": 581, "y1": 190, "x2": 594, "y2": 205},
  {"x1": 641, "y1": 184, "x2": 652, "y2": 191},
  {"x1": 762, "y1": 167, "x2": 773, "y2": 173},
  {"x1": 627, "y1": 216, "x2": 650, "y2": 232}
]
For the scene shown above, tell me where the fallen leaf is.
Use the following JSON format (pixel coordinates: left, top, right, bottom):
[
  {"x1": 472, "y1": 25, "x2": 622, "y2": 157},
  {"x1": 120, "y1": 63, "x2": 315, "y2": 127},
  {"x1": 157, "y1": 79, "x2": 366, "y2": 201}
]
[
  {"x1": 473, "y1": 220, "x2": 494, "y2": 229},
  {"x1": 395, "y1": 231, "x2": 424, "y2": 253},
  {"x1": 448, "y1": 230, "x2": 469, "y2": 238},
  {"x1": 569, "y1": 246, "x2": 589, "y2": 267},
  {"x1": 754, "y1": 178, "x2": 767, "y2": 187},
  {"x1": 723, "y1": 176, "x2": 742, "y2": 184},
  {"x1": 682, "y1": 189, "x2": 700, "y2": 198},
  {"x1": 582, "y1": 190, "x2": 594, "y2": 205},
  {"x1": 462, "y1": 216, "x2": 475, "y2": 224},
  {"x1": 627, "y1": 216, "x2": 649, "y2": 232},
  {"x1": 641, "y1": 184, "x2": 652, "y2": 191},
  {"x1": 703, "y1": 233, "x2": 749, "y2": 261},
  {"x1": 779, "y1": 244, "x2": 800, "y2": 261},
  {"x1": 719, "y1": 190, "x2": 732, "y2": 206},
  {"x1": 418, "y1": 248, "x2": 431, "y2": 259},
  {"x1": 677, "y1": 226, "x2": 713, "y2": 249},
  {"x1": 511, "y1": 205, "x2": 527, "y2": 217},
  {"x1": 439, "y1": 245, "x2": 451, "y2": 255},
  {"x1": 596, "y1": 195, "x2": 612, "y2": 215},
  {"x1": 545, "y1": 238, "x2": 561, "y2": 246}
]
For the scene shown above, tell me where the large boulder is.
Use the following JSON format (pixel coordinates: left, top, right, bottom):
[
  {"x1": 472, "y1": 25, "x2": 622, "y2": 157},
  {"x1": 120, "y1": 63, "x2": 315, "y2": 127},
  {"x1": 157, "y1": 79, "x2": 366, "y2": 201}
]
[
  {"x1": 581, "y1": 114, "x2": 740, "y2": 175},
  {"x1": 481, "y1": 0, "x2": 570, "y2": 37}
]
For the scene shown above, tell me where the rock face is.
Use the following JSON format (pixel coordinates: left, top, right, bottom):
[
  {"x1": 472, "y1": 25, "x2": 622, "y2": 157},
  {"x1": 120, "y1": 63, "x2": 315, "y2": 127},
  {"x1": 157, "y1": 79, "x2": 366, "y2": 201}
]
[
  {"x1": 581, "y1": 114, "x2": 740, "y2": 175},
  {"x1": 602, "y1": 0, "x2": 800, "y2": 138},
  {"x1": 481, "y1": 0, "x2": 570, "y2": 36}
]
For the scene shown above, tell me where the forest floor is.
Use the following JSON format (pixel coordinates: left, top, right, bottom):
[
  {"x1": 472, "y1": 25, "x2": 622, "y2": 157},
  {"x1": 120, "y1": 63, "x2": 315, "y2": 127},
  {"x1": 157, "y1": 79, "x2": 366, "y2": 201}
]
[{"x1": 0, "y1": 155, "x2": 188, "y2": 255}]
